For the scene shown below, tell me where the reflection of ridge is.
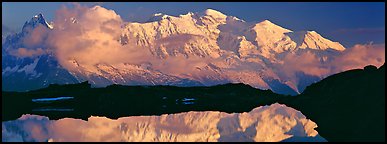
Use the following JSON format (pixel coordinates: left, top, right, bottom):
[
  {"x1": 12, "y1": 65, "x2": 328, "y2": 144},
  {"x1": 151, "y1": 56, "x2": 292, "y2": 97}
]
[
  {"x1": 32, "y1": 108, "x2": 74, "y2": 112},
  {"x1": 32, "y1": 106, "x2": 74, "y2": 112}
]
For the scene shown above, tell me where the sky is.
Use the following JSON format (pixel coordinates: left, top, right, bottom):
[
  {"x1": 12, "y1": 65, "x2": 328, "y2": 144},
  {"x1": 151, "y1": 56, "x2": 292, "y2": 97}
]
[{"x1": 2, "y1": 2, "x2": 385, "y2": 47}]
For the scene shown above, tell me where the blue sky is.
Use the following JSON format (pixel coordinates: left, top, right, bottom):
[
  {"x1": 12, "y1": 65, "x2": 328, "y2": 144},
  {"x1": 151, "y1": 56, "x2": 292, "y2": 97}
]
[{"x1": 2, "y1": 2, "x2": 385, "y2": 47}]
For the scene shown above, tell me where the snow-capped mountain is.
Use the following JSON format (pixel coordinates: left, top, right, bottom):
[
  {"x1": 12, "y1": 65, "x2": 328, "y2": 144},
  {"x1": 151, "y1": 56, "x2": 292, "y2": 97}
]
[
  {"x1": 2, "y1": 8, "x2": 347, "y2": 94},
  {"x1": 2, "y1": 14, "x2": 78, "y2": 91},
  {"x1": 22, "y1": 14, "x2": 54, "y2": 31}
]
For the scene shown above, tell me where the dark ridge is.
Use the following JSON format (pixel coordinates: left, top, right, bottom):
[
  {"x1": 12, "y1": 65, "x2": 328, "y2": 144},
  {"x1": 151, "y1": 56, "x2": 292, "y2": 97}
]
[
  {"x1": 45, "y1": 81, "x2": 91, "y2": 90},
  {"x1": 378, "y1": 63, "x2": 385, "y2": 70},
  {"x1": 2, "y1": 82, "x2": 285, "y2": 121},
  {"x1": 278, "y1": 64, "x2": 385, "y2": 142}
]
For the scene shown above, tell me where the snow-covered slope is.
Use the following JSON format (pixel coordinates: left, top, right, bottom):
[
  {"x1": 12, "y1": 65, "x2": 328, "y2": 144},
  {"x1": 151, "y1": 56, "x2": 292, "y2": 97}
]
[
  {"x1": 2, "y1": 8, "x2": 352, "y2": 94},
  {"x1": 286, "y1": 31, "x2": 345, "y2": 51},
  {"x1": 2, "y1": 103, "x2": 326, "y2": 142}
]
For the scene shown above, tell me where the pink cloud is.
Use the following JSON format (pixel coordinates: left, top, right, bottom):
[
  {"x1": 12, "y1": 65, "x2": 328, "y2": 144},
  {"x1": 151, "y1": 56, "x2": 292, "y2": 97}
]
[
  {"x1": 9, "y1": 48, "x2": 46, "y2": 58},
  {"x1": 46, "y1": 4, "x2": 135, "y2": 70},
  {"x1": 22, "y1": 25, "x2": 49, "y2": 48},
  {"x1": 332, "y1": 43, "x2": 385, "y2": 72},
  {"x1": 275, "y1": 43, "x2": 385, "y2": 86}
]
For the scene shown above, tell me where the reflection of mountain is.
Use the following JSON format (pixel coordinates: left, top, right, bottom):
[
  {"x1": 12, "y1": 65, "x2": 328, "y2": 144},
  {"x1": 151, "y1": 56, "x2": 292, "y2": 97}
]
[
  {"x1": 2, "y1": 103, "x2": 326, "y2": 142},
  {"x1": 2, "y1": 64, "x2": 385, "y2": 141},
  {"x1": 2, "y1": 8, "x2": 353, "y2": 95}
]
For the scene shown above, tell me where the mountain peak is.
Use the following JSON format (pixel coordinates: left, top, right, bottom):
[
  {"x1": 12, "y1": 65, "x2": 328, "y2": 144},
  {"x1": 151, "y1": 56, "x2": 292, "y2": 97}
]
[
  {"x1": 254, "y1": 19, "x2": 292, "y2": 33},
  {"x1": 180, "y1": 12, "x2": 195, "y2": 17},
  {"x1": 202, "y1": 9, "x2": 227, "y2": 19},
  {"x1": 23, "y1": 13, "x2": 53, "y2": 30},
  {"x1": 294, "y1": 30, "x2": 346, "y2": 51},
  {"x1": 153, "y1": 13, "x2": 164, "y2": 17},
  {"x1": 31, "y1": 13, "x2": 47, "y2": 24},
  {"x1": 260, "y1": 20, "x2": 273, "y2": 24},
  {"x1": 257, "y1": 20, "x2": 280, "y2": 27},
  {"x1": 33, "y1": 13, "x2": 44, "y2": 18},
  {"x1": 306, "y1": 30, "x2": 319, "y2": 35},
  {"x1": 146, "y1": 13, "x2": 172, "y2": 22}
]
